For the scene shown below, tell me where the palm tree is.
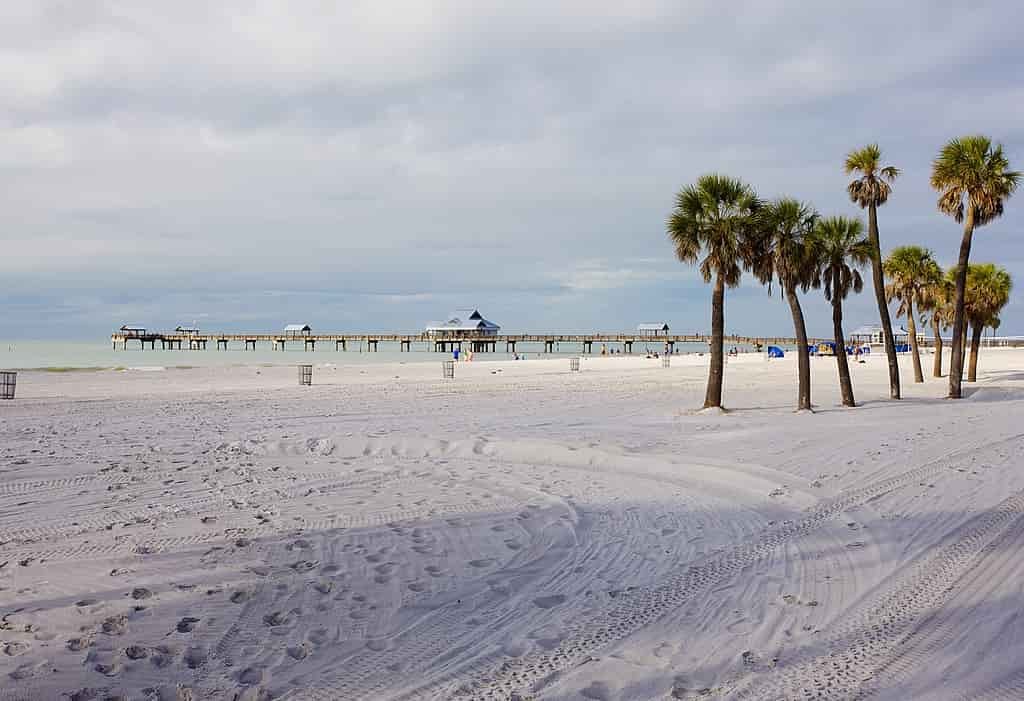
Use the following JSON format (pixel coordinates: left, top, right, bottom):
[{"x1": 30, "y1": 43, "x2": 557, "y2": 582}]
[
  {"x1": 883, "y1": 246, "x2": 943, "y2": 383},
  {"x1": 667, "y1": 174, "x2": 763, "y2": 409},
  {"x1": 812, "y1": 216, "x2": 872, "y2": 407},
  {"x1": 752, "y1": 198, "x2": 819, "y2": 410},
  {"x1": 930, "y1": 136, "x2": 1020, "y2": 398},
  {"x1": 845, "y1": 144, "x2": 902, "y2": 400},
  {"x1": 918, "y1": 270, "x2": 954, "y2": 378},
  {"x1": 964, "y1": 263, "x2": 1012, "y2": 382}
]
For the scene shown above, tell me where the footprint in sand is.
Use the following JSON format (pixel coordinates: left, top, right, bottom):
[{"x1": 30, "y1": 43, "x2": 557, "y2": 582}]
[
  {"x1": 148, "y1": 645, "x2": 175, "y2": 668},
  {"x1": 94, "y1": 661, "x2": 120, "y2": 676},
  {"x1": 67, "y1": 637, "x2": 93, "y2": 652},
  {"x1": 580, "y1": 681, "x2": 613, "y2": 700},
  {"x1": 183, "y1": 646, "x2": 207, "y2": 669},
  {"x1": 2, "y1": 641, "x2": 31, "y2": 656},
  {"x1": 8, "y1": 661, "x2": 46, "y2": 680},
  {"x1": 124, "y1": 645, "x2": 148, "y2": 660},
  {"x1": 307, "y1": 628, "x2": 330, "y2": 646},
  {"x1": 236, "y1": 666, "x2": 264, "y2": 685},
  {"x1": 176, "y1": 617, "x2": 200, "y2": 633},
  {"x1": 424, "y1": 565, "x2": 445, "y2": 577},
  {"x1": 468, "y1": 558, "x2": 495, "y2": 568},
  {"x1": 287, "y1": 643, "x2": 309, "y2": 660},
  {"x1": 262, "y1": 611, "x2": 290, "y2": 627},
  {"x1": 407, "y1": 581, "x2": 428, "y2": 592},
  {"x1": 101, "y1": 615, "x2": 129, "y2": 636},
  {"x1": 532, "y1": 595, "x2": 566, "y2": 609},
  {"x1": 65, "y1": 688, "x2": 103, "y2": 701}
]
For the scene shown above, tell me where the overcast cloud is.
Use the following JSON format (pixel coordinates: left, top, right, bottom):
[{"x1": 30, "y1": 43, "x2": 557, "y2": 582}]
[{"x1": 2, "y1": 1, "x2": 1022, "y2": 338}]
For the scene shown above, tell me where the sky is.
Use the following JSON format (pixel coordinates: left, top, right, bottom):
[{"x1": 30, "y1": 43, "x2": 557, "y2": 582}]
[{"x1": 2, "y1": 1, "x2": 1023, "y2": 339}]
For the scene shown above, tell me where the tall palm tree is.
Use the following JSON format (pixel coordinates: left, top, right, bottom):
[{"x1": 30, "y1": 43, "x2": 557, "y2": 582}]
[
  {"x1": 812, "y1": 216, "x2": 871, "y2": 407},
  {"x1": 918, "y1": 270, "x2": 954, "y2": 378},
  {"x1": 752, "y1": 198, "x2": 819, "y2": 410},
  {"x1": 883, "y1": 246, "x2": 943, "y2": 383},
  {"x1": 964, "y1": 263, "x2": 1012, "y2": 382},
  {"x1": 930, "y1": 136, "x2": 1020, "y2": 398},
  {"x1": 667, "y1": 174, "x2": 763, "y2": 409},
  {"x1": 845, "y1": 144, "x2": 902, "y2": 400}
]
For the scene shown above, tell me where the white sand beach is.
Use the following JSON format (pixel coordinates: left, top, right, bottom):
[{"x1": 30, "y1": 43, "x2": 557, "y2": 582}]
[{"x1": 2, "y1": 349, "x2": 1023, "y2": 700}]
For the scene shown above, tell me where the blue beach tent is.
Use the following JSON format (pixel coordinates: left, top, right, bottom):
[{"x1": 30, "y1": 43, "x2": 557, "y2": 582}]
[{"x1": 767, "y1": 346, "x2": 785, "y2": 358}]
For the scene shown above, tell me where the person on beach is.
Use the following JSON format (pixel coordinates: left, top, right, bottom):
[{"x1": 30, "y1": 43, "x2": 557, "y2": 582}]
[{"x1": 453, "y1": 348, "x2": 460, "y2": 361}]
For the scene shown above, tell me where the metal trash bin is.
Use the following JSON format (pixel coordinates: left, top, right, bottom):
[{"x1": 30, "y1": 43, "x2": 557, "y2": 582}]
[
  {"x1": 442, "y1": 360, "x2": 455, "y2": 379},
  {"x1": 569, "y1": 357, "x2": 581, "y2": 372},
  {"x1": 0, "y1": 371, "x2": 15, "y2": 399},
  {"x1": 298, "y1": 364, "x2": 313, "y2": 386},
  {"x1": 662, "y1": 356, "x2": 671, "y2": 368}
]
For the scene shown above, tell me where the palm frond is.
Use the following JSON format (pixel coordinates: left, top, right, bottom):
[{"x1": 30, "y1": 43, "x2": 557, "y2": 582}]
[
  {"x1": 845, "y1": 144, "x2": 898, "y2": 209},
  {"x1": 810, "y1": 216, "x2": 869, "y2": 302},
  {"x1": 930, "y1": 135, "x2": 1021, "y2": 228},
  {"x1": 666, "y1": 174, "x2": 761, "y2": 286}
]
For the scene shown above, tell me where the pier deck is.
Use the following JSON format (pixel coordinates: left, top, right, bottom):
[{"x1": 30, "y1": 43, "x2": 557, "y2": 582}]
[{"x1": 111, "y1": 331, "x2": 831, "y2": 353}]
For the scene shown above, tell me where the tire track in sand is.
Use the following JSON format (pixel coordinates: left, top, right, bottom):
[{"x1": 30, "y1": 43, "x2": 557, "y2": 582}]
[
  {"x1": 729, "y1": 484, "x2": 1024, "y2": 699},
  {"x1": 427, "y1": 432, "x2": 1024, "y2": 699},
  {"x1": 0, "y1": 469, "x2": 416, "y2": 563}
]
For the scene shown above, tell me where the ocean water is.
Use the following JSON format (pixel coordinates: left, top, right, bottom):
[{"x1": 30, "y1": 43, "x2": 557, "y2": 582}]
[{"x1": 0, "y1": 339, "x2": 749, "y2": 371}]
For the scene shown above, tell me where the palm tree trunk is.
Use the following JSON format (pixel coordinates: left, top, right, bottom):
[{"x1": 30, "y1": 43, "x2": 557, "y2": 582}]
[
  {"x1": 785, "y1": 283, "x2": 811, "y2": 411},
  {"x1": 703, "y1": 271, "x2": 726, "y2": 409},
  {"x1": 833, "y1": 295, "x2": 856, "y2": 407},
  {"x1": 948, "y1": 210, "x2": 975, "y2": 398},
  {"x1": 932, "y1": 316, "x2": 943, "y2": 378},
  {"x1": 968, "y1": 322, "x2": 984, "y2": 382},
  {"x1": 960, "y1": 324, "x2": 968, "y2": 375},
  {"x1": 867, "y1": 203, "x2": 901, "y2": 399},
  {"x1": 906, "y1": 296, "x2": 923, "y2": 383}
]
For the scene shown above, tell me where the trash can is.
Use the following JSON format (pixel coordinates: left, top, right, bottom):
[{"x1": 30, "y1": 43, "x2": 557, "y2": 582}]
[
  {"x1": 442, "y1": 360, "x2": 455, "y2": 379},
  {"x1": 298, "y1": 364, "x2": 313, "y2": 386},
  {"x1": 0, "y1": 371, "x2": 15, "y2": 399}
]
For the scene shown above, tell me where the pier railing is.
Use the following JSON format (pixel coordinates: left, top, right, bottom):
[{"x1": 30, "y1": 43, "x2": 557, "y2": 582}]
[{"x1": 111, "y1": 330, "x2": 838, "y2": 353}]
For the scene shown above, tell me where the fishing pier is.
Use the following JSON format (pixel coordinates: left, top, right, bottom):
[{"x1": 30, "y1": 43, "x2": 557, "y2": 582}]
[{"x1": 112, "y1": 327, "x2": 822, "y2": 354}]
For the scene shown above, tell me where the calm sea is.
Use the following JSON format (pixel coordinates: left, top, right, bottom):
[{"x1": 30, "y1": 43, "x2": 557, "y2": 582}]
[{"x1": 0, "y1": 339, "x2": 756, "y2": 370}]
